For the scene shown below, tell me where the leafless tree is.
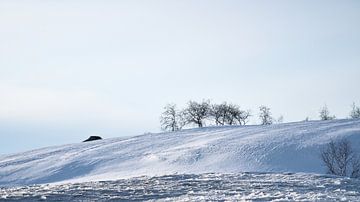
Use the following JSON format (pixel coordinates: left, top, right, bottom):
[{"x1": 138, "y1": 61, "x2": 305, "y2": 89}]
[
  {"x1": 351, "y1": 156, "x2": 360, "y2": 178},
  {"x1": 350, "y1": 102, "x2": 360, "y2": 119},
  {"x1": 228, "y1": 104, "x2": 251, "y2": 125},
  {"x1": 319, "y1": 104, "x2": 335, "y2": 121},
  {"x1": 225, "y1": 104, "x2": 239, "y2": 125},
  {"x1": 211, "y1": 103, "x2": 251, "y2": 126},
  {"x1": 160, "y1": 104, "x2": 185, "y2": 131},
  {"x1": 259, "y1": 105, "x2": 273, "y2": 125},
  {"x1": 235, "y1": 109, "x2": 251, "y2": 125},
  {"x1": 321, "y1": 139, "x2": 360, "y2": 178},
  {"x1": 211, "y1": 103, "x2": 229, "y2": 126},
  {"x1": 183, "y1": 100, "x2": 211, "y2": 127}
]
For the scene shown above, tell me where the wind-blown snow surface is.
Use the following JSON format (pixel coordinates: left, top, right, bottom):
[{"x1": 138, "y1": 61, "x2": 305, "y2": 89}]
[
  {"x1": 2, "y1": 173, "x2": 360, "y2": 201},
  {"x1": 1, "y1": 119, "x2": 360, "y2": 186}
]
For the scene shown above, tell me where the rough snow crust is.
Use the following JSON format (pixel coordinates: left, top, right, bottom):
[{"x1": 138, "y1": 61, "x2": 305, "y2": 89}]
[
  {"x1": 1, "y1": 119, "x2": 360, "y2": 186},
  {"x1": 1, "y1": 173, "x2": 360, "y2": 201}
]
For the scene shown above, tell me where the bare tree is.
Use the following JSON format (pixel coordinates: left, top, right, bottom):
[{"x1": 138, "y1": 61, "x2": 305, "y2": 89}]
[
  {"x1": 351, "y1": 156, "x2": 360, "y2": 178},
  {"x1": 235, "y1": 109, "x2": 251, "y2": 125},
  {"x1": 321, "y1": 139, "x2": 360, "y2": 178},
  {"x1": 211, "y1": 103, "x2": 251, "y2": 126},
  {"x1": 183, "y1": 100, "x2": 211, "y2": 127},
  {"x1": 160, "y1": 104, "x2": 184, "y2": 131},
  {"x1": 227, "y1": 104, "x2": 251, "y2": 125},
  {"x1": 211, "y1": 102, "x2": 229, "y2": 126},
  {"x1": 319, "y1": 104, "x2": 335, "y2": 120},
  {"x1": 225, "y1": 104, "x2": 239, "y2": 125},
  {"x1": 259, "y1": 105, "x2": 273, "y2": 125},
  {"x1": 350, "y1": 102, "x2": 360, "y2": 119}
]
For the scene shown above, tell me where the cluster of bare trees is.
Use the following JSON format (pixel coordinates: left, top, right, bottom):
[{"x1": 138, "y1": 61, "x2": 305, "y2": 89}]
[
  {"x1": 161, "y1": 101, "x2": 360, "y2": 131},
  {"x1": 160, "y1": 100, "x2": 252, "y2": 131},
  {"x1": 211, "y1": 102, "x2": 251, "y2": 126},
  {"x1": 321, "y1": 139, "x2": 360, "y2": 178},
  {"x1": 319, "y1": 102, "x2": 360, "y2": 121}
]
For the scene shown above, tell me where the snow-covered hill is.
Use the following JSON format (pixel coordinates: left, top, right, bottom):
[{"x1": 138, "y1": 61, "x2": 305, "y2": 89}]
[{"x1": 1, "y1": 119, "x2": 360, "y2": 186}]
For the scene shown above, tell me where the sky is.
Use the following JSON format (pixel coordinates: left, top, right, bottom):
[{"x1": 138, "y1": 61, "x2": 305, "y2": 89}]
[{"x1": 0, "y1": 0, "x2": 359, "y2": 154}]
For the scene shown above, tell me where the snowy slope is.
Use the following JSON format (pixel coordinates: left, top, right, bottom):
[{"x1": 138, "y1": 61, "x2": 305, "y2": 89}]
[{"x1": 1, "y1": 119, "x2": 360, "y2": 186}]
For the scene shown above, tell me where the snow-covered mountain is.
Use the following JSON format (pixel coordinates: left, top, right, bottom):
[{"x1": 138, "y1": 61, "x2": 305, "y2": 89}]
[{"x1": 1, "y1": 119, "x2": 360, "y2": 186}]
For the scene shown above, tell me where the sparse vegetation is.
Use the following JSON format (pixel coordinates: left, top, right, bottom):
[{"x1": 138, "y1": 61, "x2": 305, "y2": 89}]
[
  {"x1": 160, "y1": 104, "x2": 185, "y2": 131},
  {"x1": 160, "y1": 101, "x2": 360, "y2": 130},
  {"x1": 182, "y1": 100, "x2": 212, "y2": 128},
  {"x1": 160, "y1": 100, "x2": 252, "y2": 129},
  {"x1": 319, "y1": 105, "x2": 335, "y2": 121},
  {"x1": 321, "y1": 139, "x2": 360, "y2": 178},
  {"x1": 211, "y1": 102, "x2": 251, "y2": 126},
  {"x1": 259, "y1": 105, "x2": 273, "y2": 125},
  {"x1": 350, "y1": 102, "x2": 360, "y2": 119}
]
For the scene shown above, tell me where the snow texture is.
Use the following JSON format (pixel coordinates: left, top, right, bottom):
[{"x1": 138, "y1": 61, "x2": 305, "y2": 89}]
[
  {"x1": 1, "y1": 173, "x2": 360, "y2": 201},
  {"x1": 1, "y1": 119, "x2": 360, "y2": 187}
]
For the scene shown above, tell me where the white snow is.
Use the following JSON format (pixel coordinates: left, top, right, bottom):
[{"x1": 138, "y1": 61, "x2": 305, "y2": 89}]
[
  {"x1": 1, "y1": 173, "x2": 360, "y2": 201},
  {"x1": 1, "y1": 119, "x2": 360, "y2": 186}
]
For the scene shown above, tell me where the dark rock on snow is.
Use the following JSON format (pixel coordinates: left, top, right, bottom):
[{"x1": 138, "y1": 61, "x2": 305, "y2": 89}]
[{"x1": 83, "y1": 136, "x2": 102, "y2": 142}]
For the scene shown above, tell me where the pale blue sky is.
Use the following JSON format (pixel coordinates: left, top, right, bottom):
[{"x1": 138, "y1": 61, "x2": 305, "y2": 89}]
[{"x1": 1, "y1": 0, "x2": 359, "y2": 154}]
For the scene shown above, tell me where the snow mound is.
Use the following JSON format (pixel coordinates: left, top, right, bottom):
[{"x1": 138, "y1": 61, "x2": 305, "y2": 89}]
[{"x1": 1, "y1": 119, "x2": 360, "y2": 186}]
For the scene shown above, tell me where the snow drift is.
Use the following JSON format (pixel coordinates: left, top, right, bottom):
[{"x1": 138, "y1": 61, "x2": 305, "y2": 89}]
[{"x1": 1, "y1": 119, "x2": 360, "y2": 186}]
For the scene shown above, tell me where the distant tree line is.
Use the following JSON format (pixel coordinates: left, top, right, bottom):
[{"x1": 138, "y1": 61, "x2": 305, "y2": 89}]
[
  {"x1": 319, "y1": 102, "x2": 360, "y2": 121},
  {"x1": 160, "y1": 100, "x2": 360, "y2": 131},
  {"x1": 160, "y1": 100, "x2": 253, "y2": 131},
  {"x1": 160, "y1": 100, "x2": 283, "y2": 131}
]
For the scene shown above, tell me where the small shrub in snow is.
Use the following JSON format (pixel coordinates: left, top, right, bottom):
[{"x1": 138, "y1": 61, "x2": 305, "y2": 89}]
[
  {"x1": 259, "y1": 105, "x2": 273, "y2": 125},
  {"x1": 319, "y1": 105, "x2": 335, "y2": 121},
  {"x1": 350, "y1": 102, "x2": 360, "y2": 119},
  {"x1": 321, "y1": 139, "x2": 360, "y2": 178}
]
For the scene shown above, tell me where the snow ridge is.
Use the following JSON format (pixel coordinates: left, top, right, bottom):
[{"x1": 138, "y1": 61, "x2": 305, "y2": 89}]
[{"x1": 1, "y1": 119, "x2": 360, "y2": 186}]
